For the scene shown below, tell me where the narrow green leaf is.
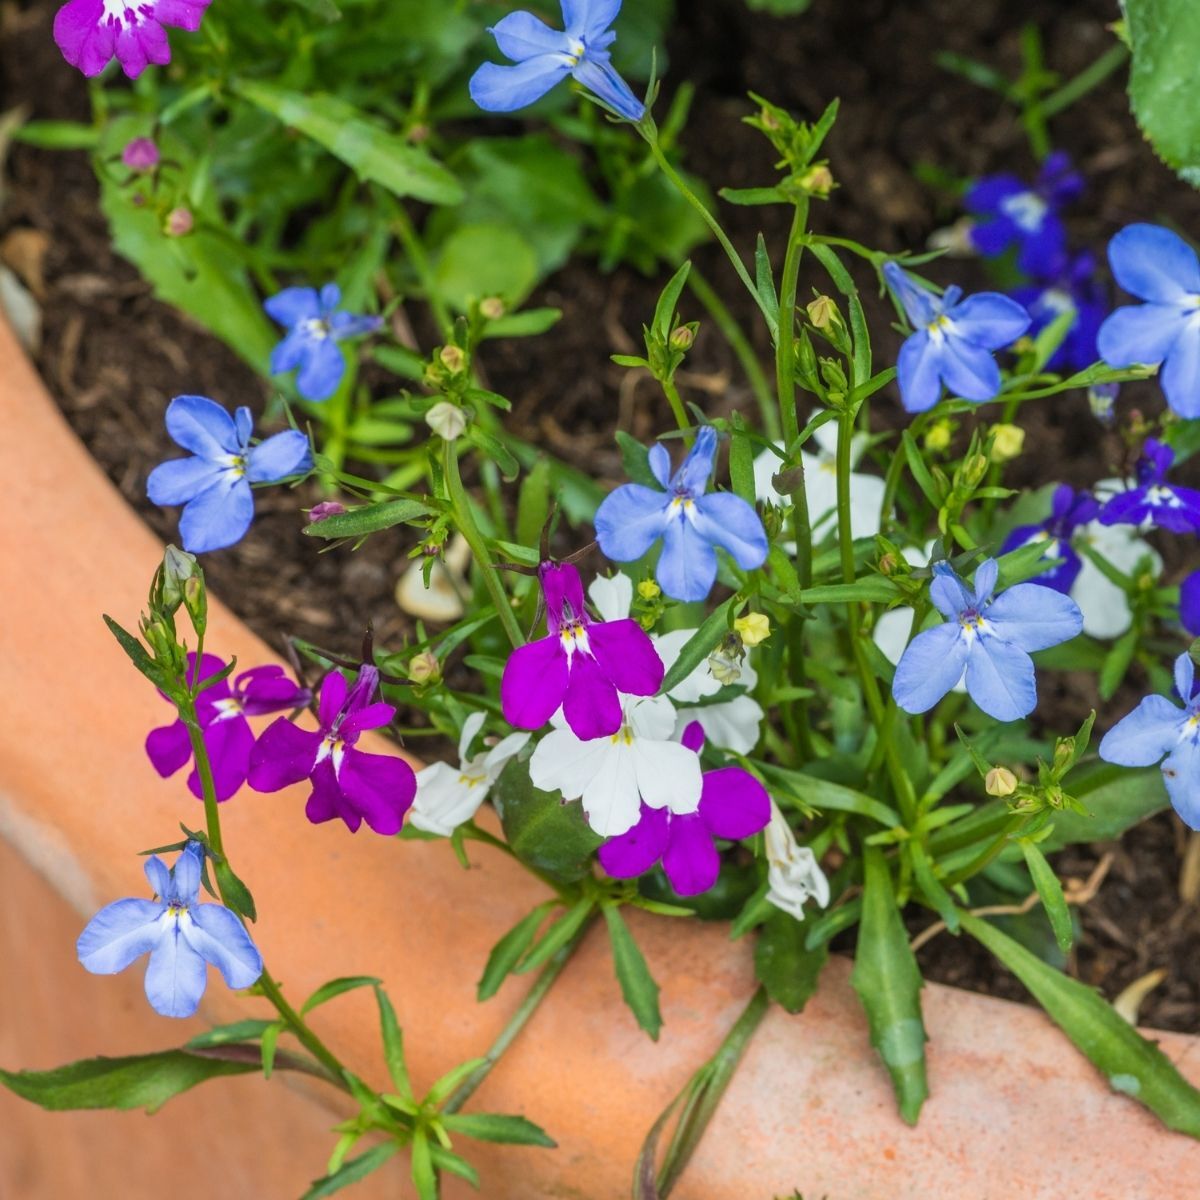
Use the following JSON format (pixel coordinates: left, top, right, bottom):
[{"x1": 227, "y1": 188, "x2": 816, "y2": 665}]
[
  {"x1": 603, "y1": 906, "x2": 663, "y2": 1040},
  {"x1": 961, "y1": 911, "x2": 1200, "y2": 1135},
  {"x1": 615, "y1": 430, "x2": 660, "y2": 488},
  {"x1": 797, "y1": 577, "x2": 898, "y2": 604},
  {"x1": 1019, "y1": 840, "x2": 1074, "y2": 953},
  {"x1": 759, "y1": 765, "x2": 900, "y2": 827},
  {"x1": 804, "y1": 896, "x2": 862, "y2": 950},
  {"x1": 428, "y1": 1146, "x2": 480, "y2": 1188},
  {"x1": 410, "y1": 1129, "x2": 437, "y2": 1200},
  {"x1": 374, "y1": 987, "x2": 412, "y2": 1101},
  {"x1": 902, "y1": 429, "x2": 945, "y2": 508},
  {"x1": 754, "y1": 233, "x2": 780, "y2": 334},
  {"x1": 718, "y1": 185, "x2": 789, "y2": 206},
  {"x1": 481, "y1": 307, "x2": 563, "y2": 339},
  {"x1": 908, "y1": 842, "x2": 959, "y2": 933},
  {"x1": 303, "y1": 498, "x2": 432, "y2": 540},
  {"x1": 754, "y1": 910, "x2": 828, "y2": 1013},
  {"x1": 659, "y1": 597, "x2": 736, "y2": 694},
  {"x1": 850, "y1": 848, "x2": 929, "y2": 1124},
  {"x1": 477, "y1": 902, "x2": 554, "y2": 1001},
  {"x1": 14, "y1": 120, "x2": 99, "y2": 149},
  {"x1": 259, "y1": 1022, "x2": 281, "y2": 1080},
  {"x1": 425, "y1": 1056, "x2": 487, "y2": 1107},
  {"x1": 653, "y1": 261, "x2": 692, "y2": 339},
  {"x1": 301, "y1": 1143, "x2": 399, "y2": 1200},
  {"x1": 186, "y1": 1020, "x2": 275, "y2": 1049},
  {"x1": 442, "y1": 1112, "x2": 557, "y2": 1147},
  {"x1": 516, "y1": 458, "x2": 552, "y2": 551},
  {"x1": 102, "y1": 615, "x2": 166, "y2": 688},
  {"x1": 213, "y1": 858, "x2": 256, "y2": 922},
  {"x1": 300, "y1": 975, "x2": 383, "y2": 1015},
  {"x1": 517, "y1": 898, "x2": 595, "y2": 974}
]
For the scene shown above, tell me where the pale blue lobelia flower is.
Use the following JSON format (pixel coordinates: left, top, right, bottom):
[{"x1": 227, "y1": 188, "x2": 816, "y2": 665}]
[
  {"x1": 468, "y1": 0, "x2": 644, "y2": 121},
  {"x1": 77, "y1": 842, "x2": 262, "y2": 1018},
  {"x1": 883, "y1": 262, "x2": 1031, "y2": 414},
  {"x1": 1100, "y1": 652, "x2": 1200, "y2": 830},
  {"x1": 892, "y1": 558, "x2": 1082, "y2": 722}
]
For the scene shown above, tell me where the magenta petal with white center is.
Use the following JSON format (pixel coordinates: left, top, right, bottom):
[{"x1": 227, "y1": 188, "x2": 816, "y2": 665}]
[
  {"x1": 587, "y1": 618, "x2": 664, "y2": 697},
  {"x1": 562, "y1": 650, "x2": 622, "y2": 740},
  {"x1": 501, "y1": 636, "x2": 569, "y2": 731},
  {"x1": 305, "y1": 758, "x2": 348, "y2": 828},
  {"x1": 317, "y1": 671, "x2": 349, "y2": 728},
  {"x1": 54, "y1": 0, "x2": 211, "y2": 79}
]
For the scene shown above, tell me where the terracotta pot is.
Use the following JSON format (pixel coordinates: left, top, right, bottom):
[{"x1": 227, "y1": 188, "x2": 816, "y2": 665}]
[{"x1": 2, "y1": 308, "x2": 1199, "y2": 1199}]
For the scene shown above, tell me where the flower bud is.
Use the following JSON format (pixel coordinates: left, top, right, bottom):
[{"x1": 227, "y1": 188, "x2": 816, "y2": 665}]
[
  {"x1": 963, "y1": 453, "x2": 990, "y2": 486},
  {"x1": 734, "y1": 612, "x2": 770, "y2": 647},
  {"x1": 438, "y1": 344, "x2": 466, "y2": 374},
  {"x1": 924, "y1": 420, "x2": 953, "y2": 453},
  {"x1": 407, "y1": 650, "x2": 441, "y2": 685},
  {"x1": 806, "y1": 295, "x2": 840, "y2": 330},
  {"x1": 636, "y1": 580, "x2": 661, "y2": 601},
  {"x1": 426, "y1": 401, "x2": 468, "y2": 441},
  {"x1": 307, "y1": 501, "x2": 347, "y2": 523},
  {"x1": 1052, "y1": 739, "x2": 1075, "y2": 773},
  {"x1": 121, "y1": 137, "x2": 160, "y2": 172},
  {"x1": 799, "y1": 164, "x2": 834, "y2": 197},
  {"x1": 1088, "y1": 382, "x2": 1118, "y2": 425},
  {"x1": 989, "y1": 423, "x2": 1025, "y2": 463},
  {"x1": 669, "y1": 325, "x2": 695, "y2": 351},
  {"x1": 183, "y1": 575, "x2": 207, "y2": 634},
  {"x1": 160, "y1": 545, "x2": 198, "y2": 613},
  {"x1": 985, "y1": 766, "x2": 1018, "y2": 797},
  {"x1": 164, "y1": 207, "x2": 193, "y2": 237},
  {"x1": 878, "y1": 551, "x2": 898, "y2": 576},
  {"x1": 480, "y1": 297, "x2": 506, "y2": 321}
]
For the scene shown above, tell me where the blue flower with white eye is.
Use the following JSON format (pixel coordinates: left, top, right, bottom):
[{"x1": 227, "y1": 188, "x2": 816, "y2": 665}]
[
  {"x1": 965, "y1": 151, "x2": 1082, "y2": 276},
  {"x1": 1011, "y1": 250, "x2": 1107, "y2": 374},
  {"x1": 265, "y1": 283, "x2": 382, "y2": 402},
  {"x1": 1098, "y1": 438, "x2": 1200, "y2": 535},
  {"x1": 77, "y1": 842, "x2": 263, "y2": 1019},
  {"x1": 1100, "y1": 652, "x2": 1200, "y2": 830},
  {"x1": 594, "y1": 426, "x2": 768, "y2": 603},
  {"x1": 883, "y1": 262, "x2": 1031, "y2": 414},
  {"x1": 468, "y1": 0, "x2": 644, "y2": 122},
  {"x1": 1098, "y1": 224, "x2": 1200, "y2": 418},
  {"x1": 892, "y1": 558, "x2": 1082, "y2": 722},
  {"x1": 147, "y1": 395, "x2": 313, "y2": 554}
]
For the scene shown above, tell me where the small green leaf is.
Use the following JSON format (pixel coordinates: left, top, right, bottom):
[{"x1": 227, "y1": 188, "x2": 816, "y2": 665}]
[
  {"x1": 759, "y1": 765, "x2": 900, "y2": 827},
  {"x1": 303, "y1": 498, "x2": 432, "y2": 540},
  {"x1": 14, "y1": 120, "x2": 99, "y2": 149},
  {"x1": 718, "y1": 185, "x2": 789, "y2": 206},
  {"x1": 1019, "y1": 840, "x2": 1075, "y2": 953},
  {"x1": 754, "y1": 910, "x2": 828, "y2": 1013},
  {"x1": 1039, "y1": 763, "x2": 1168, "y2": 849},
  {"x1": 516, "y1": 458, "x2": 552, "y2": 551},
  {"x1": 213, "y1": 858, "x2": 256, "y2": 922},
  {"x1": 301, "y1": 1143, "x2": 400, "y2": 1200},
  {"x1": 615, "y1": 430, "x2": 660, "y2": 488},
  {"x1": 300, "y1": 975, "x2": 382, "y2": 1014},
  {"x1": 374, "y1": 986, "x2": 412, "y2": 1101},
  {"x1": 798, "y1": 577, "x2": 898, "y2": 605},
  {"x1": 428, "y1": 1146, "x2": 480, "y2": 1187},
  {"x1": 186, "y1": 1020, "x2": 276, "y2": 1049},
  {"x1": 259, "y1": 1023, "x2": 281, "y2": 1080},
  {"x1": 652, "y1": 260, "x2": 692, "y2": 339},
  {"x1": 477, "y1": 902, "x2": 554, "y2": 1001},
  {"x1": 517, "y1": 899, "x2": 595, "y2": 974},
  {"x1": 659, "y1": 597, "x2": 736, "y2": 694},
  {"x1": 442, "y1": 1112, "x2": 557, "y2": 1147},
  {"x1": 603, "y1": 906, "x2": 663, "y2": 1040},
  {"x1": 410, "y1": 1129, "x2": 437, "y2": 1200},
  {"x1": 480, "y1": 307, "x2": 563, "y2": 339},
  {"x1": 103, "y1": 615, "x2": 167, "y2": 688}
]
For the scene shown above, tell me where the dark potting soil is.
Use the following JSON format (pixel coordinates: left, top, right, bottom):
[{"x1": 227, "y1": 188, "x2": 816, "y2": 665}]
[{"x1": 3, "y1": 0, "x2": 1198, "y2": 1032}]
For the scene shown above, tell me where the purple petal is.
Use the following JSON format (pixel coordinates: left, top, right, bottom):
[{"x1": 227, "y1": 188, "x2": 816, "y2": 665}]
[
  {"x1": 598, "y1": 804, "x2": 669, "y2": 879},
  {"x1": 191, "y1": 715, "x2": 254, "y2": 801},
  {"x1": 681, "y1": 721, "x2": 705, "y2": 752},
  {"x1": 562, "y1": 652, "x2": 623, "y2": 740},
  {"x1": 145, "y1": 721, "x2": 192, "y2": 779},
  {"x1": 340, "y1": 702, "x2": 395, "y2": 739},
  {"x1": 699, "y1": 767, "x2": 771, "y2": 840},
  {"x1": 114, "y1": 17, "x2": 170, "y2": 77},
  {"x1": 247, "y1": 717, "x2": 321, "y2": 792},
  {"x1": 317, "y1": 671, "x2": 349, "y2": 729},
  {"x1": 587, "y1": 619, "x2": 664, "y2": 697},
  {"x1": 539, "y1": 562, "x2": 585, "y2": 630},
  {"x1": 1099, "y1": 694, "x2": 1186, "y2": 766},
  {"x1": 53, "y1": 0, "x2": 117, "y2": 76},
  {"x1": 305, "y1": 758, "x2": 348, "y2": 827},
  {"x1": 1182, "y1": 574, "x2": 1200, "y2": 637},
  {"x1": 337, "y1": 748, "x2": 416, "y2": 835},
  {"x1": 662, "y1": 814, "x2": 720, "y2": 896},
  {"x1": 502, "y1": 637, "x2": 568, "y2": 731},
  {"x1": 235, "y1": 666, "x2": 309, "y2": 715}
]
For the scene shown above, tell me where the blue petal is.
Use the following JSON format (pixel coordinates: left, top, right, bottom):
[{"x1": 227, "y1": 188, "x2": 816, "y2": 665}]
[
  {"x1": 965, "y1": 636, "x2": 1036, "y2": 721},
  {"x1": 490, "y1": 10, "x2": 570, "y2": 60},
  {"x1": 264, "y1": 287, "x2": 321, "y2": 328},
  {"x1": 648, "y1": 442, "x2": 671, "y2": 488},
  {"x1": 571, "y1": 58, "x2": 644, "y2": 121},
  {"x1": 562, "y1": 0, "x2": 621, "y2": 39},
  {"x1": 183, "y1": 905, "x2": 264, "y2": 989},
  {"x1": 1176, "y1": 652, "x2": 1195, "y2": 703},
  {"x1": 296, "y1": 338, "x2": 346, "y2": 402},
  {"x1": 948, "y1": 293, "x2": 1030, "y2": 349},
  {"x1": 144, "y1": 855, "x2": 171, "y2": 898},
  {"x1": 984, "y1": 582, "x2": 1082, "y2": 652},
  {"x1": 1097, "y1": 303, "x2": 1187, "y2": 368},
  {"x1": 1099, "y1": 694, "x2": 1185, "y2": 766},
  {"x1": 929, "y1": 563, "x2": 972, "y2": 620},
  {"x1": 1161, "y1": 323, "x2": 1200, "y2": 419},
  {"x1": 144, "y1": 928, "x2": 208, "y2": 1018},
  {"x1": 147, "y1": 456, "x2": 226, "y2": 507},
  {"x1": 595, "y1": 483, "x2": 670, "y2": 561},
  {"x1": 329, "y1": 312, "x2": 383, "y2": 340},
  {"x1": 77, "y1": 900, "x2": 164, "y2": 975},
  {"x1": 1181, "y1": 572, "x2": 1200, "y2": 637},
  {"x1": 164, "y1": 395, "x2": 240, "y2": 460},
  {"x1": 469, "y1": 57, "x2": 572, "y2": 112},
  {"x1": 1015, "y1": 217, "x2": 1068, "y2": 277},
  {"x1": 972, "y1": 558, "x2": 999, "y2": 606},
  {"x1": 179, "y1": 475, "x2": 254, "y2": 554},
  {"x1": 1108, "y1": 223, "x2": 1200, "y2": 304},
  {"x1": 672, "y1": 426, "x2": 718, "y2": 495},
  {"x1": 1163, "y1": 738, "x2": 1200, "y2": 829},
  {"x1": 246, "y1": 430, "x2": 312, "y2": 483},
  {"x1": 964, "y1": 174, "x2": 1024, "y2": 218},
  {"x1": 270, "y1": 328, "x2": 311, "y2": 376},
  {"x1": 883, "y1": 262, "x2": 940, "y2": 328},
  {"x1": 896, "y1": 329, "x2": 943, "y2": 413},
  {"x1": 318, "y1": 282, "x2": 341, "y2": 314},
  {"x1": 939, "y1": 336, "x2": 1002, "y2": 402},
  {"x1": 893, "y1": 622, "x2": 969, "y2": 714},
  {"x1": 691, "y1": 492, "x2": 768, "y2": 570},
  {"x1": 656, "y1": 516, "x2": 718, "y2": 602},
  {"x1": 172, "y1": 844, "x2": 203, "y2": 904}
]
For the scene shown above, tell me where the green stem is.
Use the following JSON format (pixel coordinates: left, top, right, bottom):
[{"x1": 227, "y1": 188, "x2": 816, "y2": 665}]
[
  {"x1": 1040, "y1": 42, "x2": 1129, "y2": 119},
  {"x1": 444, "y1": 441, "x2": 525, "y2": 650},
  {"x1": 661, "y1": 375, "x2": 691, "y2": 435},
  {"x1": 390, "y1": 199, "x2": 454, "y2": 341}
]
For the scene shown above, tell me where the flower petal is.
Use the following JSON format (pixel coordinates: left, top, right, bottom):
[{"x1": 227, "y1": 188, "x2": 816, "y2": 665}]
[
  {"x1": 1108, "y1": 223, "x2": 1200, "y2": 304},
  {"x1": 571, "y1": 58, "x2": 644, "y2": 121},
  {"x1": 939, "y1": 335, "x2": 1002, "y2": 402},
  {"x1": 587, "y1": 618, "x2": 664, "y2": 697},
  {"x1": 411, "y1": 763, "x2": 479, "y2": 837},
  {"x1": 661, "y1": 814, "x2": 720, "y2": 896},
  {"x1": 699, "y1": 767, "x2": 771, "y2": 840},
  {"x1": 178, "y1": 474, "x2": 254, "y2": 554},
  {"x1": 502, "y1": 636, "x2": 568, "y2": 731},
  {"x1": 469, "y1": 57, "x2": 572, "y2": 113},
  {"x1": 296, "y1": 338, "x2": 346, "y2": 402},
  {"x1": 541, "y1": 561, "x2": 586, "y2": 626},
  {"x1": 884, "y1": 262, "x2": 939, "y2": 329},
  {"x1": 337, "y1": 748, "x2": 417, "y2": 835},
  {"x1": 598, "y1": 804, "x2": 669, "y2": 879},
  {"x1": 77, "y1": 900, "x2": 165, "y2": 975},
  {"x1": 656, "y1": 515, "x2": 718, "y2": 603},
  {"x1": 182, "y1": 905, "x2": 263, "y2": 989},
  {"x1": 1160, "y1": 323, "x2": 1200, "y2": 419},
  {"x1": 984, "y1": 583, "x2": 1082, "y2": 653},
  {"x1": 672, "y1": 426, "x2": 718, "y2": 494},
  {"x1": 489, "y1": 9, "x2": 569, "y2": 60},
  {"x1": 144, "y1": 926, "x2": 208, "y2": 1018},
  {"x1": 949, "y1": 293, "x2": 1031, "y2": 349},
  {"x1": 165, "y1": 394, "x2": 241, "y2": 459},
  {"x1": 588, "y1": 572, "x2": 633, "y2": 623},
  {"x1": 145, "y1": 720, "x2": 193, "y2": 779},
  {"x1": 675, "y1": 694, "x2": 765, "y2": 755},
  {"x1": 893, "y1": 622, "x2": 969, "y2": 714},
  {"x1": 563, "y1": 0, "x2": 622, "y2": 39},
  {"x1": 1099, "y1": 695, "x2": 1186, "y2": 766},
  {"x1": 1097, "y1": 303, "x2": 1187, "y2": 368},
  {"x1": 965, "y1": 636, "x2": 1036, "y2": 722},
  {"x1": 562, "y1": 650, "x2": 623, "y2": 739},
  {"x1": 1176, "y1": 652, "x2": 1196, "y2": 703},
  {"x1": 1162, "y1": 738, "x2": 1200, "y2": 830},
  {"x1": 594, "y1": 484, "x2": 670, "y2": 562},
  {"x1": 246, "y1": 430, "x2": 312, "y2": 483},
  {"x1": 633, "y1": 739, "x2": 703, "y2": 815},
  {"x1": 896, "y1": 330, "x2": 944, "y2": 413},
  {"x1": 691, "y1": 492, "x2": 768, "y2": 570},
  {"x1": 53, "y1": 0, "x2": 117, "y2": 76},
  {"x1": 146, "y1": 456, "x2": 227, "y2": 506},
  {"x1": 247, "y1": 717, "x2": 322, "y2": 792},
  {"x1": 264, "y1": 287, "x2": 321, "y2": 327}
]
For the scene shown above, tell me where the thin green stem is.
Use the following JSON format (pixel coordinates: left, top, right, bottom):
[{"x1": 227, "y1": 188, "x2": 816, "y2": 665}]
[
  {"x1": 1040, "y1": 42, "x2": 1129, "y2": 119},
  {"x1": 661, "y1": 375, "x2": 691, "y2": 435},
  {"x1": 390, "y1": 200, "x2": 454, "y2": 341}
]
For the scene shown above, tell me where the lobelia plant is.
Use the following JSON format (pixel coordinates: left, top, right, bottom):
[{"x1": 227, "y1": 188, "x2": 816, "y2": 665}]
[{"x1": 13, "y1": 3, "x2": 1200, "y2": 1196}]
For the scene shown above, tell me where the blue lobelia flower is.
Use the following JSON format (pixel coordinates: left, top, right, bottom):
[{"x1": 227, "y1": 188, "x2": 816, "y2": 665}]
[
  {"x1": 147, "y1": 395, "x2": 313, "y2": 554},
  {"x1": 1182, "y1": 571, "x2": 1200, "y2": 638},
  {"x1": 892, "y1": 557, "x2": 1082, "y2": 722},
  {"x1": 1097, "y1": 224, "x2": 1200, "y2": 418},
  {"x1": 965, "y1": 151, "x2": 1082, "y2": 276},
  {"x1": 1097, "y1": 438, "x2": 1200, "y2": 535},
  {"x1": 468, "y1": 0, "x2": 644, "y2": 121},
  {"x1": 1011, "y1": 251, "x2": 1107, "y2": 374},
  {"x1": 77, "y1": 842, "x2": 263, "y2": 1018},
  {"x1": 1100, "y1": 652, "x2": 1200, "y2": 830},
  {"x1": 883, "y1": 262, "x2": 1031, "y2": 414},
  {"x1": 265, "y1": 283, "x2": 382, "y2": 402},
  {"x1": 1000, "y1": 484, "x2": 1100, "y2": 595},
  {"x1": 595, "y1": 426, "x2": 768, "y2": 602}
]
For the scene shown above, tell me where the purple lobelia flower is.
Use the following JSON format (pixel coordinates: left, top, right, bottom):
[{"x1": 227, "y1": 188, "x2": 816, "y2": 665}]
[
  {"x1": 121, "y1": 137, "x2": 160, "y2": 172},
  {"x1": 1000, "y1": 485, "x2": 1100, "y2": 595},
  {"x1": 501, "y1": 561, "x2": 663, "y2": 740},
  {"x1": 1100, "y1": 652, "x2": 1200, "y2": 830},
  {"x1": 594, "y1": 426, "x2": 768, "y2": 603},
  {"x1": 248, "y1": 664, "x2": 416, "y2": 835},
  {"x1": 77, "y1": 842, "x2": 262, "y2": 1018},
  {"x1": 893, "y1": 557, "x2": 1082, "y2": 722},
  {"x1": 147, "y1": 395, "x2": 312, "y2": 554},
  {"x1": 965, "y1": 151, "x2": 1082, "y2": 275},
  {"x1": 54, "y1": 0, "x2": 209, "y2": 78},
  {"x1": 469, "y1": 0, "x2": 644, "y2": 121},
  {"x1": 598, "y1": 722, "x2": 770, "y2": 896},
  {"x1": 1098, "y1": 439, "x2": 1200, "y2": 535},
  {"x1": 1011, "y1": 251, "x2": 1107, "y2": 374},
  {"x1": 1181, "y1": 571, "x2": 1200, "y2": 638},
  {"x1": 146, "y1": 653, "x2": 310, "y2": 802},
  {"x1": 265, "y1": 283, "x2": 383, "y2": 402},
  {"x1": 1098, "y1": 224, "x2": 1200, "y2": 418},
  {"x1": 883, "y1": 262, "x2": 1031, "y2": 414}
]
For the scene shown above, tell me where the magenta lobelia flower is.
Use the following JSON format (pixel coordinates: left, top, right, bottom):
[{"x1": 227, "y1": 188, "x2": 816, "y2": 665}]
[
  {"x1": 598, "y1": 723, "x2": 771, "y2": 896},
  {"x1": 248, "y1": 665, "x2": 416, "y2": 835},
  {"x1": 501, "y1": 561, "x2": 664, "y2": 740},
  {"x1": 53, "y1": 0, "x2": 210, "y2": 79},
  {"x1": 146, "y1": 653, "x2": 310, "y2": 802}
]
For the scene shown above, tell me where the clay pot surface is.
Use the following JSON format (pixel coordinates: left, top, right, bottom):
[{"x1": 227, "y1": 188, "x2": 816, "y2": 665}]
[{"x1": 2, "y1": 312, "x2": 1199, "y2": 1198}]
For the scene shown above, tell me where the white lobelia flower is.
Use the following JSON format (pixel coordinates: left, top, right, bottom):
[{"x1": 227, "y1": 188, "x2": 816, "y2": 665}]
[
  {"x1": 764, "y1": 801, "x2": 830, "y2": 920},
  {"x1": 1072, "y1": 518, "x2": 1162, "y2": 641},
  {"x1": 529, "y1": 693, "x2": 703, "y2": 838},
  {"x1": 411, "y1": 712, "x2": 529, "y2": 836},
  {"x1": 395, "y1": 535, "x2": 472, "y2": 623},
  {"x1": 587, "y1": 574, "x2": 764, "y2": 754},
  {"x1": 753, "y1": 422, "x2": 886, "y2": 541}
]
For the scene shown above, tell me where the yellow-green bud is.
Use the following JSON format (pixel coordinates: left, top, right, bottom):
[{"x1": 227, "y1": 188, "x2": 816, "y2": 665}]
[
  {"x1": 439, "y1": 344, "x2": 466, "y2": 374},
  {"x1": 985, "y1": 767, "x2": 1018, "y2": 797},
  {"x1": 800, "y1": 164, "x2": 834, "y2": 197},
  {"x1": 480, "y1": 297, "x2": 506, "y2": 321},
  {"x1": 924, "y1": 420, "x2": 953, "y2": 454},
  {"x1": 964, "y1": 453, "x2": 990, "y2": 487},
  {"x1": 637, "y1": 580, "x2": 661, "y2": 601},
  {"x1": 806, "y1": 295, "x2": 840, "y2": 330},
  {"x1": 734, "y1": 613, "x2": 770, "y2": 647},
  {"x1": 426, "y1": 401, "x2": 467, "y2": 441},
  {"x1": 990, "y1": 423, "x2": 1025, "y2": 463},
  {"x1": 408, "y1": 650, "x2": 441, "y2": 685},
  {"x1": 669, "y1": 325, "x2": 695, "y2": 351}
]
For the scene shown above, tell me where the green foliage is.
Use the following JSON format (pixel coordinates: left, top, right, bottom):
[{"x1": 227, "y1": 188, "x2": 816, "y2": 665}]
[
  {"x1": 604, "y1": 905, "x2": 664, "y2": 1039},
  {"x1": 754, "y1": 911, "x2": 828, "y2": 1013}
]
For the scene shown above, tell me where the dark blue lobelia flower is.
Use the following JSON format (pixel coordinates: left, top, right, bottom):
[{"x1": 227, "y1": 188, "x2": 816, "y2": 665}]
[
  {"x1": 594, "y1": 426, "x2": 768, "y2": 603},
  {"x1": 892, "y1": 557, "x2": 1082, "y2": 722},
  {"x1": 965, "y1": 150, "x2": 1082, "y2": 275},
  {"x1": 147, "y1": 395, "x2": 313, "y2": 554},
  {"x1": 884, "y1": 262, "x2": 1031, "y2": 414},
  {"x1": 1100, "y1": 652, "x2": 1200, "y2": 830},
  {"x1": 1098, "y1": 438, "x2": 1200, "y2": 535},
  {"x1": 1098, "y1": 224, "x2": 1200, "y2": 418},
  {"x1": 265, "y1": 283, "x2": 382, "y2": 402},
  {"x1": 1000, "y1": 484, "x2": 1101, "y2": 595},
  {"x1": 468, "y1": 0, "x2": 644, "y2": 121},
  {"x1": 1182, "y1": 571, "x2": 1200, "y2": 638},
  {"x1": 1011, "y1": 251, "x2": 1107, "y2": 374},
  {"x1": 77, "y1": 842, "x2": 263, "y2": 1018}
]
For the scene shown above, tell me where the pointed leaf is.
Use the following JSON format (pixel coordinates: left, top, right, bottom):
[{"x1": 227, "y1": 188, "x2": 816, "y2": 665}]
[{"x1": 603, "y1": 905, "x2": 663, "y2": 1040}]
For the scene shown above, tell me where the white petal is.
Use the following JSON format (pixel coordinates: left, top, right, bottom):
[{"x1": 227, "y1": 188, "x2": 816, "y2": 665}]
[
  {"x1": 411, "y1": 763, "x2": 480, "y2": 836},
  {"x1": 482, "y1": 731, "x2": 531, "y2": 778},
  {"x1": 633, "y1": 740, "x2": 703, "y2": 814},
  {"x1": 588, "y1": 572, "x2": 633, "y2": 622},
  {"x1": 627, "y1": 693, "x2": 678, "y2": 741},
  {"x1": 658, "y1": 628, "x2": 722, "y2": 703},
  {"x1": 753, "y1": 444, "x2": 786, "y2": 505},
  {"x1": 395, "y1": 558, "x2": 470, "y2": 622},
  {"x1": 580, "y1": 740, "x2": 641, "y2": 836},
  {"x1": 675, "y1": 694, "x2": 764, "y2": 754},
  {"x1": 1072, "y1": 522, "x2": 1162, "y2": 640},
  {"x1": 529, "y1": 728, "x2": 609, "y2": 799},
  {"x1": 457, "y1": 711, "x2": 486, "y2": 764}
]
